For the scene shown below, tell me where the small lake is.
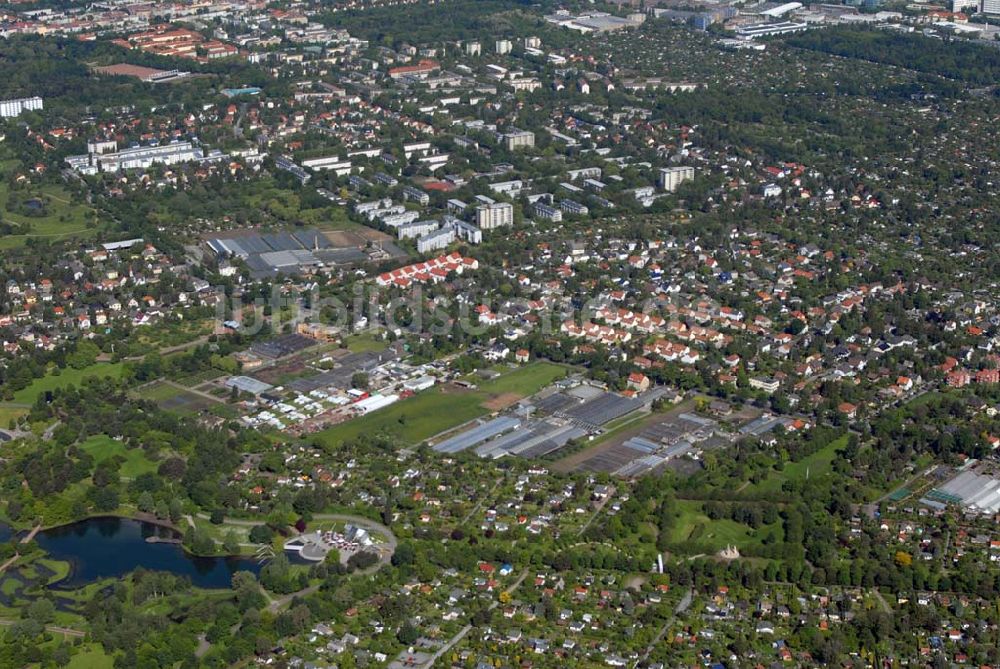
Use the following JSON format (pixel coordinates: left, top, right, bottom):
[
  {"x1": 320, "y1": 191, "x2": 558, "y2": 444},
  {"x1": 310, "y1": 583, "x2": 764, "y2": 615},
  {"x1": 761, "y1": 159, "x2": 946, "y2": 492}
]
[{"x1": 17, "y1": 517, "x2": 262, "y2": 589}]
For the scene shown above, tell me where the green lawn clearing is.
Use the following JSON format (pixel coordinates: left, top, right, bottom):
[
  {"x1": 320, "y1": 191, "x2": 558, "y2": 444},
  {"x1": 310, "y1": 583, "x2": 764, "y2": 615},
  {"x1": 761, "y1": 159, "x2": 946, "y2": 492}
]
[
  {"x1": 12, "y1": 362, "x2": 125, "y2": 405},
  {"x1": 748, "y1": 435, "x2": 848, "y2": 494},
  {"x1": 79, "y1": 435, "x2": 158, "y2": 479},
  {"x1": 66, "y1": 645, "x2": 115, "y2": 669},
  {"x1": 0, "y1": 177, "x2": 100, "y2": 250},
  {"x1": 343, "y1": 332, "x2": 388, "y2": 353},
  {"x1": 668, "y1": 500, "x2": 783, "y2": 550},
  {"x1": 0, "y1": 404, "x2": 27, "y2": 428}
]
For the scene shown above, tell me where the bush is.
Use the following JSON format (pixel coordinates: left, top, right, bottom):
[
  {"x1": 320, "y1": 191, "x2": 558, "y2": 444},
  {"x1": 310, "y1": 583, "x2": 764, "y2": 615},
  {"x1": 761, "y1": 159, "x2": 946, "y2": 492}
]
[{"x1": 249, "y1": 524, "x2": 274, "y2": 544}]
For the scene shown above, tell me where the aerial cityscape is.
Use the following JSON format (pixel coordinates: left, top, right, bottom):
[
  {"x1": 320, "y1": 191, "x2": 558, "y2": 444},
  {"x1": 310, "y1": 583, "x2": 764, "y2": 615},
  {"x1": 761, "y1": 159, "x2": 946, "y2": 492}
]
[{"x1": 2, "y1": 0, "x2": 1000, "y2": 666}]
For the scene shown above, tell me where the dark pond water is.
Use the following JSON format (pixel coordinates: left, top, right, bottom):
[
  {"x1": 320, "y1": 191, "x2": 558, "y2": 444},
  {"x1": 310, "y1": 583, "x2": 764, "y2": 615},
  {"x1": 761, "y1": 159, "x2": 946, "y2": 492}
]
[
  {"x1": 24, "y1": 198, "x2": 43, "y2": 210},
  {"x1": 6, "y1": 517, "x2": 262, "y2": 589}
]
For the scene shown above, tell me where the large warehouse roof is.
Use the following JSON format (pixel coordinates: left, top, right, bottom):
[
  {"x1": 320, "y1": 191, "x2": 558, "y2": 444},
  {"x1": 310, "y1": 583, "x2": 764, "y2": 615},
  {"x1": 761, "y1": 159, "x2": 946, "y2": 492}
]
[
  {"x1": 433, "y1": 416, "x2": 521, "y2": 454},
  {"x1": 224, "y1": 375, "x2": 273, "y2": 395}
]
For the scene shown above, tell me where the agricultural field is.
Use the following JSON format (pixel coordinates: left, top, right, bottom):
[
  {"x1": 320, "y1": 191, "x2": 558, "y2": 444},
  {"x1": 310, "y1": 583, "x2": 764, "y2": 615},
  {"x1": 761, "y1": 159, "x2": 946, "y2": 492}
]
[
  {"x1": 314, "y1": 362, "x2": 569, "y2": 448},
  {"x1": 132, "y1": 380, "x2": 234, "y2": 418}
]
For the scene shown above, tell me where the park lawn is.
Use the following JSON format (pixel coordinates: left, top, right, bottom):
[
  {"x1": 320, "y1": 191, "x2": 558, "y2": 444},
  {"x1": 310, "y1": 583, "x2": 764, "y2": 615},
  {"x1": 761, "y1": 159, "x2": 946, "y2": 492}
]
[
  {"x1": 749, "y1": 435, "x2": 849, "y2": 494},
  {"x1": 315, "y1": 362, "x2": 569, "y2": 448},
  {"x1": 79, "y1": 435, "x2": 158, "y2": 479},
  {"x1": 66, "y1": 645, "x2": 115, "y2": 669},
  {"x1": 669, "y1": 500, "x2": 782, "y2": 550},
  {"x1": 12, "y1": 362, "x2": 126, "y2": 405},
  {"x1": 0, "y1": 178, "x2": 100, "y2": 250},
  {"x1": 1, "y1": 576, "x2": 20, "y2": 596},
  {"x1": 38, "y1": 558, "x2": 71, "y2": 586},
  {"x1": 0, "y1": 404, "x2": 27, "y2": 428}
]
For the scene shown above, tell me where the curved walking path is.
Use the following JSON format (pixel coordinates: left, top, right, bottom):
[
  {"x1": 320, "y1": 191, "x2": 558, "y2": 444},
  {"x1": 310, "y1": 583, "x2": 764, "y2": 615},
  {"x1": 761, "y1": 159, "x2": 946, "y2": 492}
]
[
  {"x1": 0, "y1": 619, "x2": 86, "y2": 638},
  {"x1": 191, "y1": 513, "x2": 397, "y2": 609}
]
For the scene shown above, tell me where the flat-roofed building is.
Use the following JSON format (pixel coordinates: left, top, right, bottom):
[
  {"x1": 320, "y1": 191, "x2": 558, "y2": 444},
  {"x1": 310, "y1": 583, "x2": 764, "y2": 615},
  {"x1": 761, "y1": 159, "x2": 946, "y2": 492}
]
[
  {"x1": 417, "y1": 227, "x2": 456, "y2": 254},
  {"x1": 301, "y1": 155, "x2": 353, "y2": 175},
  {"x1": 658, "y1": 165, "x2": 695, "y2": 192},
  {"x1": 0, "y1": 96, "x2": 42, "y2": 118},
  {"x1": 398, "y1": 220, "x2": 440, "y2": 240},
  {"x1": 476, "y1": 202, "x2": 514, "y2": 230},
  {"x1": 533, "y1": 202, "x2": 563, "y2": 222},
  {"x1": 500, "y1": 128, "x2": 535, "y2": 150},
  {"x1": 444, "y1": 217, "x2": 483, "y2": 244}
]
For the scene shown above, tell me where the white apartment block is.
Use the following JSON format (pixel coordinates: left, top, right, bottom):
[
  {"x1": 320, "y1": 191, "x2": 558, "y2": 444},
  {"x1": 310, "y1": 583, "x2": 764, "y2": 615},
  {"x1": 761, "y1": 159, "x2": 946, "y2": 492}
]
[
  {"x1": 444, "y1": 217, "x2": 483, "y2": 244},
  {"x1": 533, "y1": 202, "x2": 563, "y2": 222},
  {"x1": 301, "y1": 155, "x2": 354, "y2": 175},
  {"x1": 658, "y1": 165, "x2": 695, "y2": 192},
  {"x1": 398, "y1": 220, "x2": 440, "y2": 240},
  {"x1": 476, "y1": 202, "x2": 514, "y2": 230},
  {"x1": 417, "y1": 227, "x2": 456, "y2": 254},
  {"x1": 66, "y1": 141, "x2": 218, "y2": 175},
  {"x1": 501, "y1": 129, "x2": 535, "y2": 150},
  {"x1": 0, "y1": 96, "x2": 43, "y2": 118}
]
